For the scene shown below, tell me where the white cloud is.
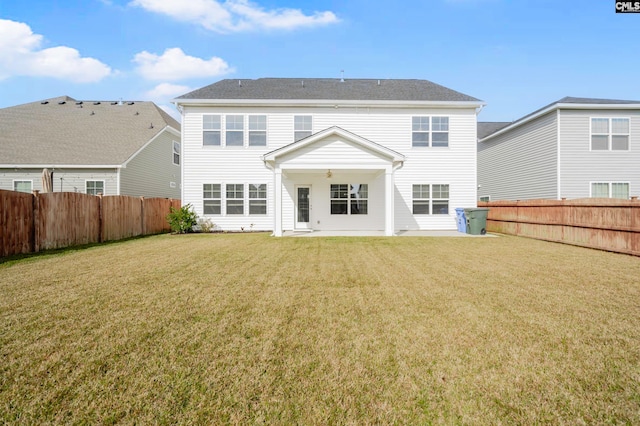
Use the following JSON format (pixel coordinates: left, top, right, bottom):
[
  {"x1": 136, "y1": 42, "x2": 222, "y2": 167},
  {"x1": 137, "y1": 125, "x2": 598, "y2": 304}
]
[
  {"x1": 133, "y1": 47, "x2": 233, "y2": 81},
  {"x1": 0, "y1": 19, "x2": 112, "y2": 82},
  {"x1": 130, "y1": 0, "x2": 339, "y2": 33},
  {"x1": 144, "y1": 82, "x2": 192, "y2": 101}
]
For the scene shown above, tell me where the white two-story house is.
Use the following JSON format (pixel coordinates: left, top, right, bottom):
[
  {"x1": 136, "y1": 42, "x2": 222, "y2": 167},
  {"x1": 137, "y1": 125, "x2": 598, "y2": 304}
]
[{"x1": 174, "y1": 78, "x2": 484, "y2": 235}]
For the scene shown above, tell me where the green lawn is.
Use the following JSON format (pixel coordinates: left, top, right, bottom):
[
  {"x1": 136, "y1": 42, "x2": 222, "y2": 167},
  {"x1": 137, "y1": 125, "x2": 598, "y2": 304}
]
[{"x1": 1, "y1": 233, "x2": 639, "y2": 424}]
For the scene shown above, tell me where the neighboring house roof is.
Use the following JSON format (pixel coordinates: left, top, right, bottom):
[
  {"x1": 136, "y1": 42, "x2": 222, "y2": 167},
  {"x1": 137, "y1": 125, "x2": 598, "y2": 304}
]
[
  {"x1": 175, "y1": 78, "x2": 482, "y2": 103},
  {"x1": 0, "y1": 96, "x2": 180, "y2": 166},
  {"x1": 477, "y1": 122, "x2": 511, "y2": 139},
  {"x1": 480, "y1": 96, "x2": 640, "y2": 142}
]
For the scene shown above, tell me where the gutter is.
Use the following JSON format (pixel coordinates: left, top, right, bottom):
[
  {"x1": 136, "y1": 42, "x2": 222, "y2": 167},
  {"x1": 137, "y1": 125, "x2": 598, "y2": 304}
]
[{"x1": 172, "y1": 98, "x2": 486, "y2": 109}]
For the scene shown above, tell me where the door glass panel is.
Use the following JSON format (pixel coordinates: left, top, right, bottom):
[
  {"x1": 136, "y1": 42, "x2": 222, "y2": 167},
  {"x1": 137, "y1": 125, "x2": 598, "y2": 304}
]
[{"x1": 297, "y1": 188, "x2": 309, "y2": 223}]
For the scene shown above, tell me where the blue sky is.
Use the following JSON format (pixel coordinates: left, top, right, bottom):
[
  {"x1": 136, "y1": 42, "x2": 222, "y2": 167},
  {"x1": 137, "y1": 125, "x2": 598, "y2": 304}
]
[{"x1": 0, "y1": 0, "x2": 638, "y2": 122}]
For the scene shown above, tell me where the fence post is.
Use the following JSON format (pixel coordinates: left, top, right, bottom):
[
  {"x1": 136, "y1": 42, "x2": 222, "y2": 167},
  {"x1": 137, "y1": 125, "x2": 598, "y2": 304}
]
[
  {"x1": 32, "y1": 190, "x2": 40, "y2": 253},
  {"x1": 98, "y1": 194, "x2": 103, "y2": 243},
  {"x1": 140, "y1": 196, "x2": 145, "y2": 236}
]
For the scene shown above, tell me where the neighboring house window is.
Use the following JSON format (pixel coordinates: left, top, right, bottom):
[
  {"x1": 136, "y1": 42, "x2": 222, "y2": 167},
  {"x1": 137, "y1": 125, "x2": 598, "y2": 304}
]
[
  {"x1": 226, "y1": 115, "x2": 244, "y2": 146},
  {"x1": 86, "y1": 180, "x2": 104, "y2": 195},
  {"x1": 330, "y1": 184, "x2": 368, "y2": 215},
  {"x1": 203, "y1": 184, "x2": 221, "y2": 215},
  {"x1": 203, "y1": 115, "x2": 221, "y2": 146},
  {"x1": 479, "y1": 196, "x2": 490, "y2": 202},
  {"x1": 591, "y1": 118, "x2": 629, "y2": 151},
  {"x1": 412, "y1": 117, "x2": 449, "y2": 147},
  {"x1": 248, "y1": 116, "x2": 267, "y2": 146},
  {"x1": 249, "y1": 184, "x2": 267, "y2": 215},
  {"x1": 413, "y1": 184, "x2": 450, "y2": 214},
  {"x1": 591, "y1": 182, "x2": 629, "y2": 199},
  {"x1": 294, "y1": 116, "x2": 312, "y2": 141},
  {"x1": 13, "y1": 180, "x2": 32, "y2": 193},
  {"x1": 173, "y1": 141, "x2": 180, "y2": 165},
  {"x1": 226, "y1": 184, "x2": 244, "y2": 214}
]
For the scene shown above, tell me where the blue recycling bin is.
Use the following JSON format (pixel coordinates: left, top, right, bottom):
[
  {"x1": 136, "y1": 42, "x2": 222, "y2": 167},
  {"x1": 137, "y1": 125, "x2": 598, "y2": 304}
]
[{"x1": 455, "y1": 208, "x2": 467, "y2": 233}]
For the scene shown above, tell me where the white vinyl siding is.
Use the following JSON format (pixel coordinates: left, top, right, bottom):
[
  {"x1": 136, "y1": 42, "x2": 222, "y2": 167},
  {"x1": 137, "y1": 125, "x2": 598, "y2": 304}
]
[{"x1": 181, "y1": 105, "x2": 479, "y2": 232}]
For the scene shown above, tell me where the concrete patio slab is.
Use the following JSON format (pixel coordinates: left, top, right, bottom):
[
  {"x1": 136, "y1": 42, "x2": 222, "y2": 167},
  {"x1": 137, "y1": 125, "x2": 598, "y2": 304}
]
[{"x1": 282, "y1": 230, "x2": 496, "y2": 237}]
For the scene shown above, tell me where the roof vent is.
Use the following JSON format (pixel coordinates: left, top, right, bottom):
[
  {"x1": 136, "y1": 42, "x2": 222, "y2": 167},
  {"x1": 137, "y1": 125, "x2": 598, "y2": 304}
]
[
  {"x1": 378, "y1": 80, "x2": 380, "y2": 86},
  {"x1": 127, "y1": 101, "x2": 135, "y2": 105},
  {"x1": 301, "y1": 81, "x2": 304, "y2": 88},
  {"x1": 111, "y1": 101, "x2": 118, "y2": 105},
  {"x1": 340, "y1": 70, "x2": 344, "y2": 83},
  {"x1": 238, "y1": 80, "x2": 242, "y2": 87},
  {"x1": 75, "y1": 101, "x2": 83, "y2": 105},
  {"x1": 149, "y1": 123, "x2": 154, "y2": 129},
  {"x1": 135, "y1": 111, "x2": 139, "y2": 115},
  {"x1": 93, "y1": 102, "x2": 101, "y2": 105},
  {"x1": 41, "y1": 101, "x2": 49, "y2": 105},
  {"x1": 58, "y1": 101, "x2": 66, "y2": 105},
  {"x1": 90, "y1": 111, "x2": 95, "y2": 116}
]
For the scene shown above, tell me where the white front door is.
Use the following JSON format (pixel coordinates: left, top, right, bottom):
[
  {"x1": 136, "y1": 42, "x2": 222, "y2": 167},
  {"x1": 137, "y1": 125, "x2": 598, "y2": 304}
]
[{"x1": 295, "y1": 185, "x2": 312, "y2": 230}]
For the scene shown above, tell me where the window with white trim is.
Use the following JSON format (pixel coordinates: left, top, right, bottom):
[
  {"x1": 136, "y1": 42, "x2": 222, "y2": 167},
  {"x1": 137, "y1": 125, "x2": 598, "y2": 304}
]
[
  {"x1": 203, "y1": 184, "x2": 221, "y2": 215},
  {"x1": 294, "y1": 116, "x2": 312, "y2": 141},
  {"x1": 226, "y1": 115, "x2": 244, "y2": 146},
  {"x1": 226, "y1": 184, "x2": 244, "y2": 214},
  {"x1": 13, "y1": 180, "x2": 32, "y2": 193},
  {"x1": 412, "y1": 116, "x2": 449, "y2": 147},
  {"x1": 86, "y1": 180, "x2": 104, "y2": 196},
  {"x1": 591, "y1": 118, "x2": 629, "y2": 151},
  {"x1": 591, "y1": 182, "x2": 629, "y2": 199},
  {"x1": 249, "y1": 184, "x2": 267, "y2": 215},
  {"x1": 330, "y1": 184, "x2": 368, "y2": 215},
  {"x1": 172, "y1": 141, "x2": 180, "y2": 165},
  {"x1": 479, "y1": 196, "x2": 490, "y2": 202},
  {"x1": 203, "y1": 115, "x2": 221, "y2": 146},
  {"x1": 248, "y1": 116, "x2": 267, "y2": 146},
  {"x1": 413, "y1": 184, "x2": 449, "y2": 214}
]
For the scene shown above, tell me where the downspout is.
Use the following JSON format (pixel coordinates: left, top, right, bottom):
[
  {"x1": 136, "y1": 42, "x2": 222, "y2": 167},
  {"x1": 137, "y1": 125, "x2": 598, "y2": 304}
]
[{"x1": 556, "y1": 109, "x2": 561, "y2": 200}]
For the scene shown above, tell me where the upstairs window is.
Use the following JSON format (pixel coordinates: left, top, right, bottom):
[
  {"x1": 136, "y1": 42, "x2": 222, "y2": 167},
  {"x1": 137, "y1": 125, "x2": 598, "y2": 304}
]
[
  {"x1": 172, "y1": 141, "x2": 180, "y2": 165},
  {"x1": 86, "y1": 180, "x2": 104, "y2": 196},
  {"x1": 591, "y1": 118, "x2": 629, "y2": 151},
  {"x1": 412, "y1": 116, "x2": 449, "y2": 147},
  {"x1": 248, "y1": 115, "x2": 267, "y2": 146},
  {"x1": 203, "y1": 115, "x2": 221, "y2": 146},
  {"x1": 13, "y1": 180, "x2": 32, "y2": 193},
  {"x1": 294, "y1": 116, "x2": 312, "y2": 141},
  {"x1": 226, "y1": 115, "x2": 244, "y2": 146},
  {"x1": 203, "y1": 184, "x2": 221, "y2": 215}
]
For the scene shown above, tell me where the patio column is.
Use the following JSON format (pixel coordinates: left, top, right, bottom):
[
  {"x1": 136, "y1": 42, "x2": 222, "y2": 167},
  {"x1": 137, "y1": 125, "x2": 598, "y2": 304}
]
[
  {"x1": 274, "y1": 168, "x2": 283, "y2": 237},
  {"x1": 385, "y1": 167, "x2": 394, "y2": 236}
]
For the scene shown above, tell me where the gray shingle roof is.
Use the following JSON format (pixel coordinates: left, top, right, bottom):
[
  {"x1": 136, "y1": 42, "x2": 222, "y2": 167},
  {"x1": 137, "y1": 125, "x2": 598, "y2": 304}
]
[
  {"x1": 477, "y1": 122, "x2": 511, "y2": 139},
  {"x1": 176, "y1": 78, "x2": 482, "y2": 102},
  {"x1": 0, "y1": 96, "x2": 180, "y2": 166},
  {"x1": 557, "y1": 96, "x2": 640, "y2": 104}
]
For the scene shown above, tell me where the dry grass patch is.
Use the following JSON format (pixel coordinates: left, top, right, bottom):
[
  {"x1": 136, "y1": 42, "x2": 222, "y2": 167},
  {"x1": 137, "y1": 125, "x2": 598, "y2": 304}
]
[{"x1": 1, "y1": 234, "x2": 640, "y2": 424}]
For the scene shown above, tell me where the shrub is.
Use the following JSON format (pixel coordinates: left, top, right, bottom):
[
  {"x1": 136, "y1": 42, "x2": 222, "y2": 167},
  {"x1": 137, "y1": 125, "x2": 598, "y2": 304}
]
[
  {"x1": 198, "y1": 218, "x2": 215, "y2": 233},
  {"x1": 166, "y1": 204, "x2": 198, "y2": 234}
]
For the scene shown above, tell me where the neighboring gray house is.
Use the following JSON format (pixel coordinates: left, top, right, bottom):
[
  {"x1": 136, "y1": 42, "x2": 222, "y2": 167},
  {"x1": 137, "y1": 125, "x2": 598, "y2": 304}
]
[
  {"x1": 0, "y1": 96, "x2": 181, "y2": 198},
  {"x1": 478, "y1": 97, "x2": 640, "y2": 201}
]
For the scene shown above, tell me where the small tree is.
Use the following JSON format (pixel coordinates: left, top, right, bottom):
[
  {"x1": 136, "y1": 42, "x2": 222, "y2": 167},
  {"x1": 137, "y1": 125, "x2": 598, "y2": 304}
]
[{"x1": 166, "y1": 204, "x2": 198, "y2": 234}]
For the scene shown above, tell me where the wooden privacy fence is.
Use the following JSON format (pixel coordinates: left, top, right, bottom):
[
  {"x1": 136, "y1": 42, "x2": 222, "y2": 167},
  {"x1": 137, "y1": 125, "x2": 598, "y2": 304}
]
[
  {"x1": 479, "y1": 198, "x2": 640, "y2": 256},
  {"x1": 1, "y1": 190, "x2": 180, "y2": 258}
]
